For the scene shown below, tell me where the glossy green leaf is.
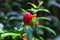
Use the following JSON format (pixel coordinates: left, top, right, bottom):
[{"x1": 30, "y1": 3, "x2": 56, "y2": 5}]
[
  {"x1": 44, "y1": 27, "x2": 56, "y2": 35},
  {"x1": 39, "y1": 9, "x2": 50, "y2": 13},
  {"x1": 28, "y1": 36, "x2": 44, "y2": 40},
  {"x1": 31, "y1": 18, "x2": 36, "y2": 24},
  {"x1": 34, "y1": 37, "x2": 39, "y2": 40},
  {"x1": 37, "y1": 25, "x2": 56, "y2": 35},
  {"x1": 38, "y1": 17, "x2": 48, "y2": 20},
  {"x1": 30, "y1": 8, "x2": 38, "y2": 13},
  {"x1": 31, "y1": 18, "x2": 36, "y2": 28},
  {"x1": 40, "y1": 37, "x2": 44, "y2": 40},
  {"x1": 29, "y1": 3, "x2": 37, "y2": 8},
  {"x1": 39, "y1": 1, "x2": 43, "y2": 6},
  {"x1": 1, "y1": 33, "x2": 21, "y2": 38},
  {"x1": 20, "y1": 8, "x2": 27, "y2": 13}
]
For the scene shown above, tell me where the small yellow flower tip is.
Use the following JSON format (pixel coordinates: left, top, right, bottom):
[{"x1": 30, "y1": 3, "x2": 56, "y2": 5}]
[{"x1": 23, "y1": 35, "x2": 28, "y2": 40}]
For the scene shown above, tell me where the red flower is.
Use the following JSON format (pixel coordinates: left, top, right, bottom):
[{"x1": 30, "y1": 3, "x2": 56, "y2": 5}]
[{"x1": 23, "y1": 12, "x2": 35, "y2": 25}]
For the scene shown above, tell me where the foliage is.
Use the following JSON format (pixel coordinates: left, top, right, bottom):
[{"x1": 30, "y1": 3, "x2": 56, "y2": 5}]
[{"x1": 0, "y1": 0, "x2": 60, "y2": 40}]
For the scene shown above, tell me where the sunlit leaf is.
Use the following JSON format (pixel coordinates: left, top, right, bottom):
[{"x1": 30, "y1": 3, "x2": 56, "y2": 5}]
[
  {"x1": 37, "y1": 25, "x2": 56, "y2": 35},
  {"x1": 28, "y1": 3, "x2": 37, "y2": 8},
  {"x1": 32, "y1": 37, "x2": 34, "y2": 40},
  {"x1": 40, "y1": 37, "x2": 44, "y2": 40},
  {"x1": 1, "y1": 33, "x2": 21, "y2": 38},
  {"x1": 39, "y1": 1, "x2": 43, "y2": 6},
  {"x1": 20, "y1": 8, "x2": 27, "y2": 13},
  {"x1": 34, "y1": 37, "x2": 39, "y2": 40},
  {"x1": 0, "y1": 30, "x2": 4, "y2": 33},
  {"x1": 39, "y1": 9, "x2": 50, "y2": 13},
  {"x1": 32, "y1": 37, "x2": 44, "y2": 40}
]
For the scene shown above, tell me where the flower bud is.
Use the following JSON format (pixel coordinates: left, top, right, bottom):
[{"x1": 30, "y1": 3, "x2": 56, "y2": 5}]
[{"x1": 23, "y1": 12, "x2": 35, "y2": 25}]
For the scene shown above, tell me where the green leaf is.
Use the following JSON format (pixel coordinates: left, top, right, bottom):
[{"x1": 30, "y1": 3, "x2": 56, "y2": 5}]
[
  {"x1": 37, "y1": 25, "x2": 56, "y2": 35},
  {"x1": 37, "y1": 17, "x2": 48, "y2": 20},
  {"x1": 12, "y1": 2, "x2": 21, "y2": 7},
  {"x1": 28, "y1": 3, "x2": 37, "y2": 8},
  {"x1": 39, "y1": 1, "x2": 43, "y2": 6},
  {"x1": 31, "y1": 18, "x2": 36, "y2": 24},
  {"x1": 24, "y1": 26, "x2": 33, "y2": 40},
  {"x1": 0, "y1": 12, "x2": 5, "y2": 17},
  {"x1": 30, "y1": 8, "x2": 38, "y2": 13},
  {"x1": 16, "y1": 22, "x2": 24, "y2": 31},
  {"x1": 40, "y1": 37, "x2": 44, "y2": 40},
  {"x1": 1, "y1": 33, "x2": 21, "y2": 38},
  {"x1": 33, "y1": 36, "x2": 44, "y2": 40},
  {"x1": 31, "y1": 18, "x2": 36, "y2": 28},
  {"x1": 34, "y1": 37, "x2": 39, "y2": 40},
  {"x1": 44, "y1": 27, "x2": 56, "y2": 35},
  {"x1": 20, "y1": 8, "x2": 27, "y2": 13},
  {"x1": 0, "y1": 30, "x2": 4, "y2": 33},
  {"x1": 5, "y1": 3, "x2": 11, "y2": 11},
  {"x1": 39, "y1": 9, "x2": 50, "y2": 13},
  {"x1": 36, "y1": 28, "x2": 44, "y2": 35}
]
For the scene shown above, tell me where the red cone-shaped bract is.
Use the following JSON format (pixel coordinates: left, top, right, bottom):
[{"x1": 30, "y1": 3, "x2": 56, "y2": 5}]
[{"x1": 23, "y1": 12, "x2": 35, "y2": 25}]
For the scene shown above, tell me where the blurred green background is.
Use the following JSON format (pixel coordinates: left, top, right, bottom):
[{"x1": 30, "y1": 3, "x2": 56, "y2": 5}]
[{"x1": 0, "y1": 0, "x2": 60, "y2": 40}]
